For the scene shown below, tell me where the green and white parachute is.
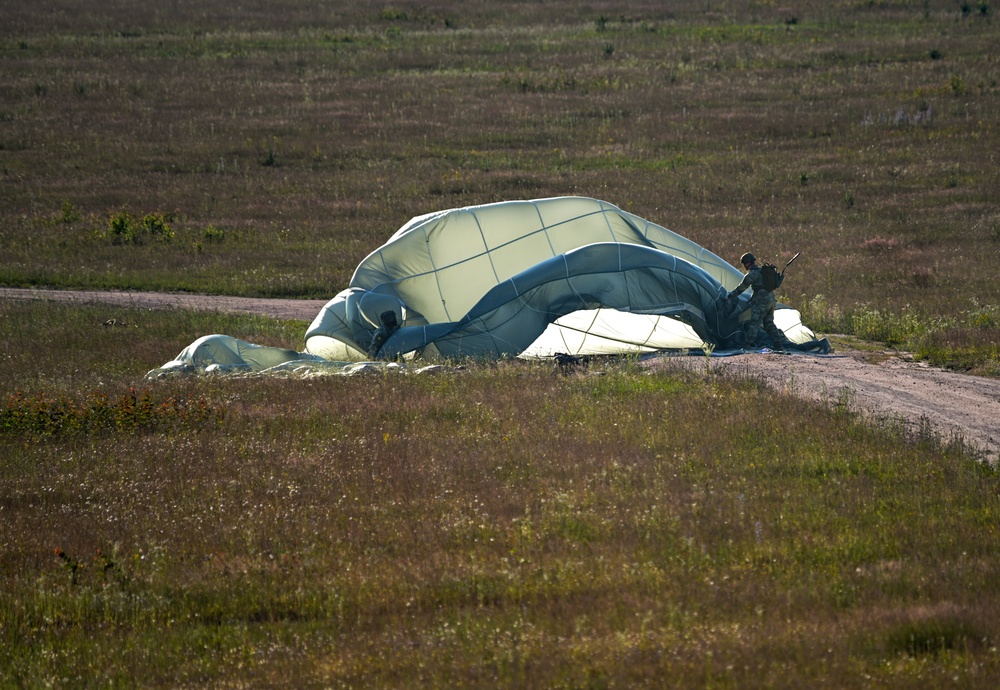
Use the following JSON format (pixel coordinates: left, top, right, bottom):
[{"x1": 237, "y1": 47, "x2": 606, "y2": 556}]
[
  {"x1": 304, "y1": 196, "x2": 815, "y2": 361},
  {"x1": 148, "y1": 197, "x2": 820, "y2": 376}
]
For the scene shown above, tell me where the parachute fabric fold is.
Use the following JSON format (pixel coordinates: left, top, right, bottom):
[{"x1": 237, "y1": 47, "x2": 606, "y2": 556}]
[{"x1": 146, "y1": 334, "x2": 326, "y2": 377}]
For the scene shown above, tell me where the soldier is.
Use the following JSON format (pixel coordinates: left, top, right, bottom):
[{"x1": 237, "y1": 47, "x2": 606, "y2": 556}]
[
  {"x1": 368, "y1": 310, "x2": 400, "y2": 359},
  {"x1": 726, "y1": 252, "x2": 789, "y2": 352}
]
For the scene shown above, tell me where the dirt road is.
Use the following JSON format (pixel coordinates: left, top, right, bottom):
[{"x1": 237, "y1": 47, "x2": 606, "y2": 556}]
[
  {"x1": 0, "y1": 287, "x2": 329, "y2": 322},
  {"x1": 4, "y1": 287, "x2": 998, "y2": 463}
]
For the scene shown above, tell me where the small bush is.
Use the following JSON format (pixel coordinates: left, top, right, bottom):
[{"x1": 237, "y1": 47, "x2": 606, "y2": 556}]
[
  {"x1": 106, "y1": 207, "x2": 137, "y2": 244},
  {"x1": 141, "y1": 212, "x2": 174, "y2": 241},
  {"x1": 380, "y1": 8, "x2": 409, "y2": 21},
  {"x1": 100, "y1": 207, "x2": 174, "y2": 245},
  {"x1": 203, "y1": 225, "x2": 225, "y2": 243},
  {"x1": 59, "y1": 200, "x2": 81, "y2": 224}
]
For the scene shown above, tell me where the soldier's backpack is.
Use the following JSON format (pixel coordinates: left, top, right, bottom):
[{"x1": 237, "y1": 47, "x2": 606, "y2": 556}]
[{"x1": 760, "y1": 263, "x2": 781, "y2": 291}]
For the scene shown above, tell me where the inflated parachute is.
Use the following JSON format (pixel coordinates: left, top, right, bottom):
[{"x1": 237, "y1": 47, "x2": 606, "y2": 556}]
[
  {"x1": 303, "y1": 197, "x2": 816, "y2": 361},
  {"x1": 147, "y1": 197, "x2": 821, "y2": 377}
]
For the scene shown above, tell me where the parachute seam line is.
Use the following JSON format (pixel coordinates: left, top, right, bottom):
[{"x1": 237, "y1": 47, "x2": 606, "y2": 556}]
[
  {"x1": 616, "y1": 260, "x2": 656, "y2": 347},
  {"x1": 421, "y1": 222, "x2": 451, "y2": 323},
  {"x1": 670, "y1": 254, "x2": 679, "y2": 305},
  {"x1": 533, "y1": 200, "x2": 557, "y2": 257},
  {"x1": 368, "y1": 218, "x2": 573, "y2": 287},
  {"x1": 366, "y1": 249, "x2": 391, "y2": 287},
  {"x1": 603, "y1": 209, "x2": 617, "y2": 242},
  {"x1": 562, "y1": 256, "x2": 588, "y2": 309},
  {"x1": 472, "y1": 211, "x2": 501, "y2": 286}
]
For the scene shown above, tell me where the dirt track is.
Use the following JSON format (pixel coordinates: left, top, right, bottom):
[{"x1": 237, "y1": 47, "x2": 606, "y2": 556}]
[
  {"x1": 0, "y1": 287, "x2": 329, "y2": 323},
  {"x1": 4, "y1": 287, "x2": 998, "y2": 463}
]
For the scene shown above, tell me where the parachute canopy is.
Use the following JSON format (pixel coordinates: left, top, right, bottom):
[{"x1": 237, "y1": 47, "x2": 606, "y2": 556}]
[
  {"x1": 303, "y1": 196, "x2": 815, "y2": 361},
  {"x1": 148, "y1": 197, "x2": 820, "y2": 377}
]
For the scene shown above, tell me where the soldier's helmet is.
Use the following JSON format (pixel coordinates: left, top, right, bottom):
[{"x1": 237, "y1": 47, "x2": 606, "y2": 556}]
[{"x1": 740, "y1": 252, "x2": 756, "y2": 266}]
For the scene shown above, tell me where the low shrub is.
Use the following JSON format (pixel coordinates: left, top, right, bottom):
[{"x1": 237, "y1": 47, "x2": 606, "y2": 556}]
[{"x1": 99, "y1": 207, "x2": 175, "y2": 246}]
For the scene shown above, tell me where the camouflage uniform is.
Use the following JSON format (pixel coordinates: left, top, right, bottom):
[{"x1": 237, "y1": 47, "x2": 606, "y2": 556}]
[{"x1": 728, "y1": 264, "x2": 788, "y2": 350}]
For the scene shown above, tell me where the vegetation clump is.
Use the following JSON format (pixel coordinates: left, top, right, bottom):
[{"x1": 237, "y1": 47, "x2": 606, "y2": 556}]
[
  {"x1": 1, "y1": 387, "x2": 226, "y2": 436},
  {"x1": 98, "y1": 207, "x2": 175, "y2": 246}
]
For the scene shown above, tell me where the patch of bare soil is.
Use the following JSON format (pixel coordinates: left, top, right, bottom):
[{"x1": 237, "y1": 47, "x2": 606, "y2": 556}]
[{"x1": 4, "y1": 287, "x2": 997, "y2": 463}]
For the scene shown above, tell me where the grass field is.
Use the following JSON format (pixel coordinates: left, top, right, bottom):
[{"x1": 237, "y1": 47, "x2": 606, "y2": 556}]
[
  {"x1": 3, "y1": 0, "x2": 997, "y2": 371},
  {"x1": 2, "y1": 1, "x2": 1000, "y2": 686}
]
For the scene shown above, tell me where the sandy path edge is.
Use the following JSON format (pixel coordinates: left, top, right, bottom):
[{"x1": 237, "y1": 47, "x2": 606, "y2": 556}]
[
  {"x1": 0, "y1": 287, "x2": 326, "y2": 322},
  {"x1": 4, "y1": 287, "x2": 997, "y2": 463}
]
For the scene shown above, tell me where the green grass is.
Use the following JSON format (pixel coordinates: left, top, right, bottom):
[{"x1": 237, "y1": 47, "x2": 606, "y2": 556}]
[
  {"x1": 2, "y1": 302, "x2": 999, "y2": 687},
  {"x1": 2, "y1": 2, "x2": 1000, "y2": 685}
]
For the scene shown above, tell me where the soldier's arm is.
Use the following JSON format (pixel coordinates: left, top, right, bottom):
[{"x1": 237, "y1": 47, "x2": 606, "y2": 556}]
[{"x1": 728, "y1": 274, "x2": 752, "y2": 299}]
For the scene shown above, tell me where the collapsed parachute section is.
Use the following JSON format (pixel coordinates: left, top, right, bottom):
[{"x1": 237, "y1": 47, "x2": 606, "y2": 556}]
[{"x1": 304, "y1": 196, "x2": 815, "y2": 361}]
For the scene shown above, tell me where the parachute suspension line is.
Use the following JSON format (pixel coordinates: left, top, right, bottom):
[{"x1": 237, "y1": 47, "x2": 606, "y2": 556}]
[
  {"x1": 640, "y1": 316, "x2": 659, "y2": 348},
  {"x1": 555, "y1": 325, "x2": 573, "y2": 355},
  {"x1": 550, "y1": 317, "x2": 666, "y2": 350}
]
